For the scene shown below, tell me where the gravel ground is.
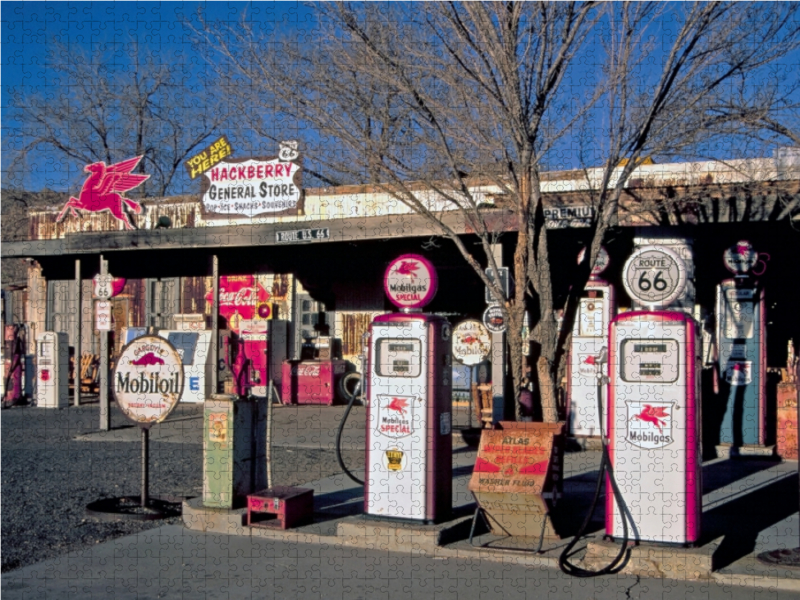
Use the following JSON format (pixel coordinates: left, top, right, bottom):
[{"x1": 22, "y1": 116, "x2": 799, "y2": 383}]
[{"x1": 1, "y1": 401, "x2": 365, "y2": 573}]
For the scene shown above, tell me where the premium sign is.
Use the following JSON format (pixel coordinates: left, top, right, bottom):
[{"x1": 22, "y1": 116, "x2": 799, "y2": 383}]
[
  {"x1": 543, "y1": 205, "x2": 595, "y2": 229},
  {"x1": 205, "y1": 275, "x2": 272, "y2": 334},
  {"x1": 452, "y1": 320, "x2": 491, "y2": 366},
  {"x1": 185, "y1": 135, "x2": 233, "y2": 179},
  {"x1": 384, "y1": 254, "x2": 438, "y2": 310},
  {"x1": 202, "y1": 154, "x2": 303, "y2": 218},
  {"x1": 113, "y1": 335, "x2": 184, "y2": 425}
]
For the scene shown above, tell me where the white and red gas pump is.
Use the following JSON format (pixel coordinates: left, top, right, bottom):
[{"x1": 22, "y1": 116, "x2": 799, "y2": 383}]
[
  {"x1": 716, "y1": 240, "x2": 767, "y2": 450},
  {"x1": 365, "y1": 254, "x2": 452, "y2": 522},
  {"x1": 606, "y1": 245, "x2": 702, "y2": 545},
  {"x1": 567, "y1": 246, "x2": 616, "y2": 437}
]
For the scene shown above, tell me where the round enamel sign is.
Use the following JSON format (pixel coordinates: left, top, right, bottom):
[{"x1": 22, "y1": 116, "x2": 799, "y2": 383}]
[
  {"x1": 452, "y1": 320, "x2": 491, "y2": 366},
  {"x1": 113, "y1": 335, "x2": 184, "y2": 426},
  {"x1": 482, "y1": 305, "x2": 507, "y2": 333},
  {"x1": 723, "y1": 240, "x2": 758, "y2": 274},
  {"x1": 622, "y1": 245, "x2": 687, "y2": 308},
  {"x1": 384, "y1": 254, "x2": 438, "y2": 309}
]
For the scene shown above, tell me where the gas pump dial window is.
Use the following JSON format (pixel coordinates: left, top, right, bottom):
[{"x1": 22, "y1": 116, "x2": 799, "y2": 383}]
[
  {"x1": 376, "y1": 339, "x2": 422, "y2": 378},
  {"x1": 620, "y1": 339, "x2": 680, "y2": 383}
]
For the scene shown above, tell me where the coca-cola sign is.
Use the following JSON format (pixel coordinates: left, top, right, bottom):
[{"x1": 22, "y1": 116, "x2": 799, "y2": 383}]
[{"x1": 206, "y1": 275, "x2": 272, "y2": 333}]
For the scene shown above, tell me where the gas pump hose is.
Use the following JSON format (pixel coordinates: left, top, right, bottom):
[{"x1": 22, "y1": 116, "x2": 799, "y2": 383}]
[
  {"x1": 336, "y1": 377, "x2": 364, "y2": 485},
  {"x1": 558, "y1": 373, "x2": 636, "y2": 577}
]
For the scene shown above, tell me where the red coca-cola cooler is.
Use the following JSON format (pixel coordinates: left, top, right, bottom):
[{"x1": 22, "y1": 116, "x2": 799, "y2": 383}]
[{"x1": 282, "y1": 359, "x2": 347, "y2": 405}]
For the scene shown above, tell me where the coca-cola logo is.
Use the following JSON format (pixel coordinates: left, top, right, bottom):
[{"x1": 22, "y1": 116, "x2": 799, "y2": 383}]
[{"x1": 218, "y1": 288, "x2": 255, "y2": 305}]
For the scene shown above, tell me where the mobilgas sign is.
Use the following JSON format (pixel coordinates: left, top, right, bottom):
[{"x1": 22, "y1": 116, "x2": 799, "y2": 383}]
[
  {"x1": 113, "y1": 335, "x2": 184, "y2": 425},
  {"x1": 201, "y1": 154, "x2": 303, "y2": 219},
  {"x1": 723, "y1": 240, "x2": 758, "y2": 275},
  {"x1": 384, "y1": 254, "x2": 438, "y2": 310}
]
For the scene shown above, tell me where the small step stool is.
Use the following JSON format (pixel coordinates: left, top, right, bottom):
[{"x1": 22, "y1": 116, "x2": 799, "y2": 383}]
[{"x1": 247, "y1": 487, "x2": 314, "y2": 530}]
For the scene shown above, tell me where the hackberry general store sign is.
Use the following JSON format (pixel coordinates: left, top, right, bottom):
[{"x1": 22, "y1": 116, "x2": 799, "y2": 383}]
[
  {"x1": 201, "y1": 149, "x2": 303, "y2": 218},
  {"x1": 113, "y1": 336, "x2": 184, "y2": 425}
]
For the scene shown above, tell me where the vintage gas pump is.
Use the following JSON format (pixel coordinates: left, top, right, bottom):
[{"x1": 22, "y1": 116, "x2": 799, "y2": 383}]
[
  {"x1": 607, "y1": 245, "x2": 702, "y2": 544},
  {"x1": 568, "y1": 246, "x2": 616, "y2": 437},
  {"x1": 716, "y1": 240, "x2": 767, "y2": 451},
  {"x1": 35, "y1": 332, "x2": 69, "y2": 409},
  {"x1": 3, "y1": 325, "x2": 26, "y2": 407},
  {"x1": 223, "y1": 320, "x2": 289, "y2": 397},
  {"x1": 365, "y1": 254, "x2": 452, "y2": 522}
]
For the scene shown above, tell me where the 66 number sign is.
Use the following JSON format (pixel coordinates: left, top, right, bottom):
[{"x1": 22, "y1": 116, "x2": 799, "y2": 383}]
[{"x1": 622, "y1": 246, "x2": 687, "y2": 308}]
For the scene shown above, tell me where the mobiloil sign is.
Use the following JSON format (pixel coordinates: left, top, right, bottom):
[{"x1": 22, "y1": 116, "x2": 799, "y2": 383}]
[
  {"x1": 365, "y1": 254, "x2": 453, "y2": 522},
  {"x1": 113, "y1": 336, "x2": 184, "y2": 423},
  {"x1": 607, "y1": 245, "x2": 701, "y2": 545}
]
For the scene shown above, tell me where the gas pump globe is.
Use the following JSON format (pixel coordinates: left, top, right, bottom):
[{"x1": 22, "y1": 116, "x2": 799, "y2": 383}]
[{"x1": 365, "y1": 255, "x2": 452, "y2": 522}]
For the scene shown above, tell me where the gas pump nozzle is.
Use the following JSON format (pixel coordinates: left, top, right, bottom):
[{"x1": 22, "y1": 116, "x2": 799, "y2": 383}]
[{"x1": 594, "y1": 347, "x2": 608, "y2": 383}]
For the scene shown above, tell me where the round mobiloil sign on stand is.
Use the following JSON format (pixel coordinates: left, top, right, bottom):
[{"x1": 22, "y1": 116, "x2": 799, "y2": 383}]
[
  {"x1": 384, "y1": 254, "x2": 438, "y2": 310},
  {"x1": 452, "y1": 320, "x2": 491, "y2": 366},
  {"x1": 113, "y1": 335, "x2": 184, "y2": 426},
  {"x1": 622, "y1": 245, "x2": 687, "y2": 308}
]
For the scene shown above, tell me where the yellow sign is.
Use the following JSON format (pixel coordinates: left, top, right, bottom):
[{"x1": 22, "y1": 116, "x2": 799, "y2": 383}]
[
  {"x1": 185, "y1": 135, "x2": 233, "y2": 179},
  {"x1": 208, "y1": 412, "x2": 228, "y2": 443}
]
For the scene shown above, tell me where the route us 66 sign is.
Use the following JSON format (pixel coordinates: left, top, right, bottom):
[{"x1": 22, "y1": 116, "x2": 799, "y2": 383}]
[{"x1": 622, "y1": 245, "x2": 687, "y2": 309}]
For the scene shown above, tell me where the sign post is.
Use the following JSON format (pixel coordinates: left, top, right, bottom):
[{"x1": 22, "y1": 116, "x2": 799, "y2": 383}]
[{"x1": 113, "y1": 335, "x2": 184, "y2": 506}]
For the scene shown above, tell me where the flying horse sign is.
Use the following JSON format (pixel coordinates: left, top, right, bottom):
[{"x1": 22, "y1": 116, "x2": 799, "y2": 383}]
[{"x1": 57, "y1": 156, "x2": 150, "y2": 230}]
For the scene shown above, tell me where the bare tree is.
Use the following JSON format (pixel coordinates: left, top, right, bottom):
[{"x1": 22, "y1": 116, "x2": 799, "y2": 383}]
[
  {"x1": 6, "y1": 41, "x2": 227, "y2": 197},
  {"x1": 197, "y1": 2, "x2": 800, "y2": 422}
]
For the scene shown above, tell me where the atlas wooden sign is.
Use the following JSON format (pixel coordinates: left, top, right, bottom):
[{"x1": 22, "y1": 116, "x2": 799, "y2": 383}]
[{"x1": 113, "y1": 336, "x2": 184, "y2": 426}]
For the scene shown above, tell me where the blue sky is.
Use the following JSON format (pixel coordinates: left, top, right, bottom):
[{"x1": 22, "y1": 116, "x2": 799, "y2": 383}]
[
  {"x1": 2, "y1": 2, "x2": 797, "y2": 193},
  {"x1": 1, "y1": 1, "x2": 314, "y2": 191}
]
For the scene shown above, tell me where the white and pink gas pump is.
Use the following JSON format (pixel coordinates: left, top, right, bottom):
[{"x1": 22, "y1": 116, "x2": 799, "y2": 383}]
[
  {"x1": 716, "y1": 240, "x2": 767, "y2": 451},
  {"x1": 567, "y1": 246, "x2": 616, "y2": 437},
  {"x1": 365, "y1": 254, "x2": 453, "y2": 522},
  {"x1": 607, "y1": 245, "x2": 701, "y2": 545}
]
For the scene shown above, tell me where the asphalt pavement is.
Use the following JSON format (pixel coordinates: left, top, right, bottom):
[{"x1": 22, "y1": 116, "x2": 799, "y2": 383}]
[{"x1": 4, "y1": 402, "x2": 800, "y2": 599}]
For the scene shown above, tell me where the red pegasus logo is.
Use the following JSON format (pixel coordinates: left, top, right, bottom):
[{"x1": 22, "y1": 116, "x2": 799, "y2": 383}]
[
  {"x1": 386, "y1": 397, "x2": 409, "y2": 416},
  {"x1": 131, "y1": 352, "x2": 165, "y2": 366},
  {"x1": 631, "y1": 404, "x2": 670, "y2": 433},
  {"x1": 395, "y1": 261, "x2": 419, "y2": 278},
  {"x1": 57, "y1": 156, "x2": 150, "y2": 230},
  {"x1": 583, "y1": 355, "x2": 597, "y2": 365},
  {"x1": 462, "y1": 335, "x2": 478, "y2": 344}
]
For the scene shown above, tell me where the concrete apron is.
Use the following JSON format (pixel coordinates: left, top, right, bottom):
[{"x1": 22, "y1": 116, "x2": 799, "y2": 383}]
[{"x1": 183, "y1": 453, "x2": 800, "y2": 592}]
